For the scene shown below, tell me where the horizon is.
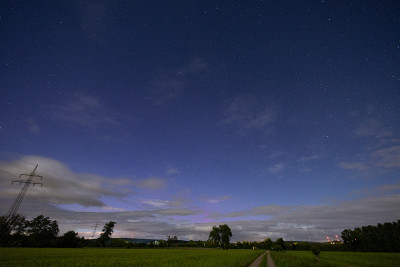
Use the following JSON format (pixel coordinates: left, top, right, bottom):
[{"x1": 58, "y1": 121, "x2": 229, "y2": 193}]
[{"x1": 1, "y1": 1, "x2": 399, "y2": 243}]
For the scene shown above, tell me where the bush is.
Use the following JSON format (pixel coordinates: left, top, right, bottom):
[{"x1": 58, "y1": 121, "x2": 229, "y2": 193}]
[{"x1": 311, "y1": 244, "x2": 321, "y2": 262}]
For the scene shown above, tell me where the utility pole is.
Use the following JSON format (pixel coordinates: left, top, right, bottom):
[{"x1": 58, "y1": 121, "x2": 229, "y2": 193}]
[{"x1": 1, "y1": 164, "x2": 43, "y2": 245}]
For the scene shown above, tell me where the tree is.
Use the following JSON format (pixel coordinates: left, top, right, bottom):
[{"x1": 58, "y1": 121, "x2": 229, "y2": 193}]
[
  {"x1": 0, "y1": 214, "x2": 27, "y2": 246},
  {"x1": 219, "y1": 224, "x2": 232, "y2": 249},
  {"x1": 26, "y1": 215, "x2": 59, "y2": 247},
  {"x1": 341, "y1": 228, "x2": 361, "y2": 251},
  {"x1": 167, "y1": 235, "x2": 178, "y2": 248},
  {"x1": 260, "y1": 238, "x2": 273, "y2": 250},
  {"x1": 209, "y1": 226, "x2": 221, "y2": 246},
  {"x1": 272, "y1": 244, "x2": 283, "y2": 251},
  {"x1": 275, "y1": 238, "x2": 287, "y2": 251},
  {"x1": 208, "y1": 224, "x2": 232, "y2": 250},
  {"x1": 158, "y1": 239, "x2": 166, "y2": 247},
  {"x1": 98, "y1": 221, "x2": 116, "y2": 247},
  {"x1": 341, "y1": 220, "x2": 400, "y2": 252},
  {"x1": 58, "y1": 231, "x2": 84, "y2": 248}
]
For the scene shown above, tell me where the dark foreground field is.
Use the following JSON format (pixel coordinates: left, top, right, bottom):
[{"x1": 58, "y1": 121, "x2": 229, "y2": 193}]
[
  {"x1": 270, "y1": 251, "x2": 400, "y2": 267},
  {"x1": 0, "y1": 248, "x2": 263, "y2": 267}
]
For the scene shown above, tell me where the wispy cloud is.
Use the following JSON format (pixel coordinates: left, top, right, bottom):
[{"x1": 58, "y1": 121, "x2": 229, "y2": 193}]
[
  {"x1": 251, "y1": 205, "x2": 292, "y2": 216},
  {"x1": 5, "y1": 192, "x2": 398, "y2": 242},
  {"x1": 150, "y1": 79, "x2": 185, "y2": 105},
  {"x1": 339, "y1": 145, "x2": 400, "y2": 175},
  {"x1": 338, "y1": 162, "x2": 370, "y2": 173},
  {"x1": 79, "y1": 0, "x2": 110, "y2": 44},
  {"x1": 100, "y1": 206, "x2": 127, "y2": 212},
  {"x1": 207, "y1": 195, "x2": 231, "y2": 204},
  {"x1": 341, "y1": 110, "x2": 399, "y2": 176},
  {"x1": 355, "y1": 117, "x2": 392, "y2": 139},
  {"x1": 207, "y1": 194, "x2": 400, "y2": 241},
  {"x1": 268, "y1": 163, "x2": 286, "y2": 174},
  {"x1": 297, "y1": 154, "x2": 325, "y2": 162},
  {"x1": 141, "y1": 199, "x2": 171, "y2": 208},
  {"x1": 380, "y1": 183, "x2": 400, "y2": 194},
  {"x1": 150, "y1": 58, "x2": 207, "y2": 105},
  {"x1": 53, "y1": 92, "x2": 124, "y2": 128},
  {"x1": 212, "y1": 204, "x2": 292, "y2": 219},
  {"x1": 2, "y1": 161, "x2": 399, "y2": 242},
  {"x1": 166, "y1": 167, "x2": 180, "y2": 175},
  {"x1": 177, "y1": 58, "x2": 207, "y2": 75},
  {"x1": 134, "y1": 177, "x2": 167, "y2": 190},
  {"x1": 140, "y1": 198, "x2": 188, "y2": 209},
  {"x1": 0, "y1": 156, "x2": 131, "y2": 207},
  {"x1": 370, "y1": 146, "x2": 400, "y2": 168},
  {"x1": 26, "y1": 118, "x2": 40, "y2": 134},
  {"x1": 221, "y1": 95, "x2": 277, "y2": 134}
]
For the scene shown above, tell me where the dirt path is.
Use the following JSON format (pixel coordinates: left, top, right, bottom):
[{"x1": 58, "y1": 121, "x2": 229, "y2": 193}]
[
  {"x1": 248, "y1": 251, "x2": 275, "y2": 267},
  {"x1": 248, "y1": 251, "x2": 266, "y2": 267},
  {"x1": 267, "y1": 251, "x2": 276, "y2": 267}
]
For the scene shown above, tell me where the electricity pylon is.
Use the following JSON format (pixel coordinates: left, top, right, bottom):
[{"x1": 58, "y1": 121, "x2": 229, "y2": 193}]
[
  {"x1": 1, "y1": 164, "x2": 43, "y2": 245},
  {"x1": 92, "y1": 221, "x2": 99, "y2": 239}
]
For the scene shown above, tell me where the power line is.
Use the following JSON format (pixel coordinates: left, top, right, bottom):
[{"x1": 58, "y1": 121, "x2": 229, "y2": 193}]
[
  {"x1": 1, "y1": 164, "x2": 43, "y2": 245},
  {"x1": 7, "y1": 164, "x2": 43, "y2": 219}
]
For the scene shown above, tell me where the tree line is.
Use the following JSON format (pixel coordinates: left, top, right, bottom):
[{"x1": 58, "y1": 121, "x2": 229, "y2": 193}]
[
  {"x1": 0, "y1": 217, "x2": 286, "y2": 250},
  {"x1": 0, "y1": 214, "x2": 116, "y2": 248},
  {"x1": 341, "y1": 220, "x2": 400, "y2": 252},
  {"x1": 2, "y1": 213, "x2": 399, "y2": 252}
]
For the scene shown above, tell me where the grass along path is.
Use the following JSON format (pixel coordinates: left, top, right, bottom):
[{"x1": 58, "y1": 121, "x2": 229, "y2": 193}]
[
  {"x1": 255, "y1": 251, "x2": 275, "y2": 267},
  {"x1": 270, "y1": 251, "x2": 400, "y2": 267},
  {"x1": 0, "y1": 248, "x2": 264, "y2": 267}
]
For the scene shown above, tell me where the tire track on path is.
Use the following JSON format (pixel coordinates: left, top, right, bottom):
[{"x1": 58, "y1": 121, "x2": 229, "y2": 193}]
[{"x1": 248, "y1": 251, "x2": 275, "y2": 267}]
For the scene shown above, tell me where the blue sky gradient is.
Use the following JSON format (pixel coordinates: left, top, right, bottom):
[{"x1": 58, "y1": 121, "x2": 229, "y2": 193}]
[{"x1": 1, "y1": 1, "x2": 399, "y2": 242}]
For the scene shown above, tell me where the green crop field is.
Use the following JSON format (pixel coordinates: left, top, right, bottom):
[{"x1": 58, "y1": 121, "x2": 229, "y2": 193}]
[
  {"x1": 270, "y1": 251, "x2": 400, "y2": 267},
  {"x1": 0, "y1": 248, "x2": 263, "y2": 267}
]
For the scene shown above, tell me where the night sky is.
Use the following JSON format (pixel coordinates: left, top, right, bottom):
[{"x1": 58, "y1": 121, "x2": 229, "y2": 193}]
[{"x1": 1, "y1": 1, "x2": 399, "y2": 242}]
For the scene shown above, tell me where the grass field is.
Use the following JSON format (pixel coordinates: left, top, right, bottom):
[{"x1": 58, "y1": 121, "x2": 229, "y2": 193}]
[
  {"x1": 0, "y1": 248, "x2": 264, "y2": 267},
  {"x1": 270, "y1": 251, "x2": 400, "y2": 267}
]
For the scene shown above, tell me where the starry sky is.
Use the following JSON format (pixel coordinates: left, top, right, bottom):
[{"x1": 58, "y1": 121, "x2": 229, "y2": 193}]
[{"x1": 1, "y1": 1, "x2": 399, "y2": 242}]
